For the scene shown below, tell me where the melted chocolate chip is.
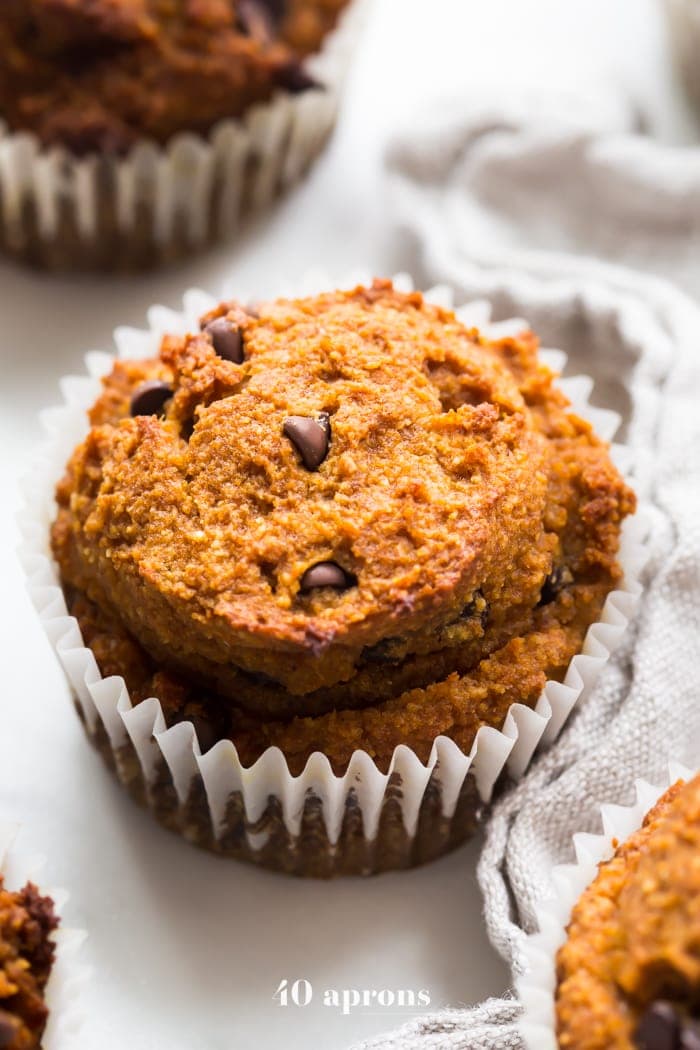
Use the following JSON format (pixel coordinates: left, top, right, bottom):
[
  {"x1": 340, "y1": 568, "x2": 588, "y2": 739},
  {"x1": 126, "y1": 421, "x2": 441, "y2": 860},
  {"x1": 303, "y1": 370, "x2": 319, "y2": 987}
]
[
  {"x1": 635, "y1": 1002, "x2": 680, "y2": 1050},
  {"x1": 460, "y1": 589, "x2": 490, "y2": 628},
  {"x1": 274, "y1": 60, "x2": 320, "y2": 94},
  {"x1": 204, "y1": 317, "x2": 245, "y2": 363},
  {"x1": 538, "y1": 564, "x2": 574, "y2": 607},
  {"x1": 300, "y1": 561, "x2": 355, "y2": 592},
  {"x1": 129, "y1": 380, "x2": 173, "y2": 418},
  {"x1": 283, "y1": 413, "x2": 331, "y2": 470}
]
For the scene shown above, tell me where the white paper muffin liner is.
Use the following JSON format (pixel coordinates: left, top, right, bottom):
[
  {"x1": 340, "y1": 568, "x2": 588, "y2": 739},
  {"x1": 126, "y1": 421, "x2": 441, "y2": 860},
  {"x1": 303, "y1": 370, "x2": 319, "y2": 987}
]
[
  {"x1": 0, "y1": 0, "x2": 367, "y2": 271},
  {"x1": 665, "y1": 0, "x2": 700, "y2": 116},
  {"x1": 517, "y1": 761, "x2": 698, "y2": 1050},
  {"x1": 17, "y1": 274, "x2": 647, "y2": 876},
  {"x1": 0, "y1": 824, "x2": 88, "y2": 1050}
]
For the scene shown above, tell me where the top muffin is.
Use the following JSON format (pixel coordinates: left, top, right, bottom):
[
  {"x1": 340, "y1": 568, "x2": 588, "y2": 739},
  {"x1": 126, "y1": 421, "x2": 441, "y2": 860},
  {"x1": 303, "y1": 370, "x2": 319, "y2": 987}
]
[
  {"x1": 0, "y1": 0, "x2": 350, "y2": 154},
  {"x1": 52, "y1": 279, "x2": 635, "y2": 745}
]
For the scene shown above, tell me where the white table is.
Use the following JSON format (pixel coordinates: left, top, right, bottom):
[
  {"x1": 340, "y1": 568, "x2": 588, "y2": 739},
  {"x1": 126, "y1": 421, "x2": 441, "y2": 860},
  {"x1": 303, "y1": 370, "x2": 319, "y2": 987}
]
[{"x1": 0, "y1": 1, "x2": 694, "y2": 1047}]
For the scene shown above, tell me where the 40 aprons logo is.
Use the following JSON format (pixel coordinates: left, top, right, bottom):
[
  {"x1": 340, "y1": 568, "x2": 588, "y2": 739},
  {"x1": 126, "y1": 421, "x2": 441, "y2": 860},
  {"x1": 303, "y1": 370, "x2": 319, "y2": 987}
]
[{"x1": 274, "y1": 978, "x2": 431, "y2": 1016}]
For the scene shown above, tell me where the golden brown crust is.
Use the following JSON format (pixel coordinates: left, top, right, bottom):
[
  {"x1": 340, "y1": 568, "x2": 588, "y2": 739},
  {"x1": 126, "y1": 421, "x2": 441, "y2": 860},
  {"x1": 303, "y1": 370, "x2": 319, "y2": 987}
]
[
  {"x1": 51, "y1": 279, "x2": 635, "y2": 772},
  {"x1": 52, "y1": 281, "x2": 633, "y2": 706},
  {"x1": 0, "y1": 878, "x2": 58, "y2": 1050},
  {"x1": 556, "y1": 775, "x2": 700, "y2": 1050},
  {"x1": 0, "y1": 0, "x2": 350, "y2": 153}
]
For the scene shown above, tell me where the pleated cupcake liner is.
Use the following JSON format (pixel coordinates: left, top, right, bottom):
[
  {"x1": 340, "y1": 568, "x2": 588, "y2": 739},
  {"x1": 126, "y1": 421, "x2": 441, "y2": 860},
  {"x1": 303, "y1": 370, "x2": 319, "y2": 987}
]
[
  {"x1": 0, "y1": 0, "x2": 367, "y2": 272},
  {"x1": 17, "y1": 273, "x2": 648, "y2": 876},
  {"x1": 0, "y1": 824, "x2": 88, "y2": 1050},
  {"x1": 517, "y1": 760, "x2": 698, "y2": 1050}
]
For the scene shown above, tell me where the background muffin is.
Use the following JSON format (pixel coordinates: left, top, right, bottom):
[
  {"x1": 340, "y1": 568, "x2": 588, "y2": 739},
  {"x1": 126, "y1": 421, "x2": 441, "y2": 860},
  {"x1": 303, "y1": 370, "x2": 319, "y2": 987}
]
[
  {"x1": 0, "y1": 876, "x2": 58, "y2": 1050},
  {"x1": 31, "y1": 278, "x2": 640, "y2": 875},
  {"x1": 556, "y1": 772, "x2": 700, "y2": 1049},
  {"x1": 0, "y1": 825, "x2": 87, "y2": 1050},
  {"x1": 0, "y1": 0, "x2": 360, "y2": 270},
  {"x1": 517, "y1": 766, "x2": 700, "y2": 1050}
]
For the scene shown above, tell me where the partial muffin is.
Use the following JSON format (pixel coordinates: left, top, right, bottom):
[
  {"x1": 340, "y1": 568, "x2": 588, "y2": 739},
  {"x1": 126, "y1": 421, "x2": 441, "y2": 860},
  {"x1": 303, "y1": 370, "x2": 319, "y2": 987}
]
[
  {"x1": 0, "y1": 877, "x2": 58, "y2": 1050},
  {"x1": 0, "y1": 0, "x2": 357, "y2": 269},
  {"x1": 0, "y1": 0, "x2": 350, "y2": 153},
  {"x1": 556, "y1": 773, "x2": 700, "y2": 1049},
  {"x1": 51, "y1": 278, "x2": 635, "y2": 778}
]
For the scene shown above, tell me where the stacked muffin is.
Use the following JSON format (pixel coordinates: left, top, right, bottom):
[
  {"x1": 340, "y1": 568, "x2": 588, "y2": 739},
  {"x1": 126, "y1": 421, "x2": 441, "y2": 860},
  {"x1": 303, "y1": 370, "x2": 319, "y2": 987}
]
[{"x1": 47, "y1": 278, "x2": 635, "y2": 871}]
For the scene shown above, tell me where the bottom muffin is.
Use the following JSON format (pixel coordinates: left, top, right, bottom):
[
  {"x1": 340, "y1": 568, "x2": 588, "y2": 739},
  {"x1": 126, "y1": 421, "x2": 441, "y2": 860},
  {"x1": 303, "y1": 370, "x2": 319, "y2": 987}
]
[
  {"x1": 0, "y1": 877, "x2": 58, "y2": 1050},
  {"x1": 556, "y1": 773, "x2": 700, "y2": 1049}
]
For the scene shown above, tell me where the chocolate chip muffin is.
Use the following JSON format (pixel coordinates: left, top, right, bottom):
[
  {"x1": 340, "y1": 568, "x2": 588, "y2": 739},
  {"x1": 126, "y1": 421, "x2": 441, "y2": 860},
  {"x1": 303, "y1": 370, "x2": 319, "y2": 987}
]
[
  {"x1": 0, "y1": 0, "x2": 358, "y2": 269},
  {"x1": 0, "y1": 0, "x2": 350, "y2": 153},
  {"x1": 0, "y1": 877, "x2": 58, "y2": 1050},
  {"x1": 51, "y1": 278, "x2": 635, "y2": 776},
  {"x1": 556, "y1": 773, "x2": 700, "y2": 1050}
]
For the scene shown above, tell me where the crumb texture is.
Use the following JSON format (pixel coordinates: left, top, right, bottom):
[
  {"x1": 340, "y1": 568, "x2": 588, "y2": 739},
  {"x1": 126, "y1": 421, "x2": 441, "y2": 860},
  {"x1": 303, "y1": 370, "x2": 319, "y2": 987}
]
[
  {"x1": 0, "y1": 0, "x2": 350, "y2": 152},
  {"x1": 556, "y1": 774, "x2": 700, "y2": 1049}
]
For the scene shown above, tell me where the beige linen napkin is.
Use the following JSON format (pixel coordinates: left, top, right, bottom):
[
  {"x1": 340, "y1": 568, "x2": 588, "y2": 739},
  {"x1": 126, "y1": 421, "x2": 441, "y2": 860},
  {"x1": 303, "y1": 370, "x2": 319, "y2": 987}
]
[{"x1": 349, "y1": 255, "x2": 700, "y2": 1050}]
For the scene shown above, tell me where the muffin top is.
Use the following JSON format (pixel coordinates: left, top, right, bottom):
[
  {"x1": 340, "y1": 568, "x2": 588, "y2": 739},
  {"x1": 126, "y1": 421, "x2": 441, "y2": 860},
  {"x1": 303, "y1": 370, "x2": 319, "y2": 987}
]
[
  {"x1": 52, "y1": 279, "x2": 635, "y2": 727},
  {"x1": 0, "y1": 876, "x2": 58, "y2": 1050},
  {"x1": 556, "y1": 773, "x2": 700, "y2": 1050},
  {"x1": 0, "y1": 0, "x2": 350, "y2": 153}
]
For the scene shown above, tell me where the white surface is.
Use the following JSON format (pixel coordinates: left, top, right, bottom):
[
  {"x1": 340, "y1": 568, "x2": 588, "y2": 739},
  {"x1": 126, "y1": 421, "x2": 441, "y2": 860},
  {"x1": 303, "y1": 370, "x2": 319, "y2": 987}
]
[{"x1": 0, "y1": 1, "x2": 694, "y2": 1048}]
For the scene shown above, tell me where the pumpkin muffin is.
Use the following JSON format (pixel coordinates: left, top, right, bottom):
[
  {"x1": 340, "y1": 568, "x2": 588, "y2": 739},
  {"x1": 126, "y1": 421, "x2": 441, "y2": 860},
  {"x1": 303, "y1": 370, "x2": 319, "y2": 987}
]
[
  {"x1": 0, "y1": 0, "x2": 357, "y2": 269},
  {"x1": 51, "y1": 278, "x2": 636, "y2": 776},
  {"x1": 0, "y1": 877, "x2": 58, "y2": 1050},
  {"x1": 556, "y1": 773, "x2": 700, "y2": 1050},
  {"x1": 0, "y1": 0, "x2": 351, "y2": 154}
]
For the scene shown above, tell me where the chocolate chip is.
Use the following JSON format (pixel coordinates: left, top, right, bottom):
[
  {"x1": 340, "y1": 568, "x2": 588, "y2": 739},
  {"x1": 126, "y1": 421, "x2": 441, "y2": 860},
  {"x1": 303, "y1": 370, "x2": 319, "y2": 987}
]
[
  {"x1": 635, "y1": 1002, "x2": 680, "y2": 1050},
  {"x1": 283, "y1": 413, "x2": 331, "y2": 470},
  {"x1": 460, "y1": 589, "x2": 490, "y2": 627},
  {"x1": 274, "y1": 60, "x2": 320, "y2": 94},
  {"x1": 538, "y1": 564, "x2": 574, "y2": 606},
  {"x1": 204, "y1": 317, "x2": 245, "y2": 363},
  {"x1": 681, "y1": 1020, "x2": 700, "y2": 1050},
  {"x1": 300, "y1": 561, "x2": 355, "y2": 592},
  {"x1": 129, "y1": 379, "x2": 173, "y2": 418},
  {"x1": 0, "y1": 1015, "x2": 17, "y2": 1049}
]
